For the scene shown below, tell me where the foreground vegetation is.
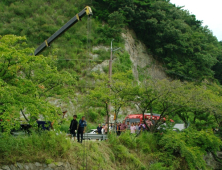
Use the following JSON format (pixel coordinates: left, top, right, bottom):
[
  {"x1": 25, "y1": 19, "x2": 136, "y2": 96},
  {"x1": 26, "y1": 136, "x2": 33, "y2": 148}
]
[{"x1": 0, "y1": 129, "x2": 221, "y2": 170}]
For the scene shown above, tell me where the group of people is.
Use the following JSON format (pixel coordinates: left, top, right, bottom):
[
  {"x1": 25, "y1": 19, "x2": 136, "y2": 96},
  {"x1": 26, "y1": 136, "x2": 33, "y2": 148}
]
[
  {"x1": 97, "y1": 118, "x2": 159, "y2": 136},
  {"x1": 69, "y1": 115, "x2": 87, "y2": 143},
  {"x1": 69, "y1": 114, "x2": 161, "y2": 142}
]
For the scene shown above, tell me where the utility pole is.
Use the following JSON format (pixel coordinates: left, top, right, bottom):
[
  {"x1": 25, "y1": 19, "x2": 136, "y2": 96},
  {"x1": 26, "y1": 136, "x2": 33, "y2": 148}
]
[
  {"x1": 107, "y1": 39, "x2": 114, "y2": 125},
  {"x1": 107, "y1": 39, "x2": 121, "y2": 133}
]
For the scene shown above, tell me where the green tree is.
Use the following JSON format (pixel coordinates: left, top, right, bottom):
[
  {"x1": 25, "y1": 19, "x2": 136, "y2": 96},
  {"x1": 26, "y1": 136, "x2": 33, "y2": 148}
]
[
  {"x1": 87, "y1": 71, "x2": 134, "y2": 126},
  {"x1": 133, "y1": 79, "x2": 190, "y2": 132},
  {"x1": 0, "y1": 35, "x2": 75, "y2": 133}
]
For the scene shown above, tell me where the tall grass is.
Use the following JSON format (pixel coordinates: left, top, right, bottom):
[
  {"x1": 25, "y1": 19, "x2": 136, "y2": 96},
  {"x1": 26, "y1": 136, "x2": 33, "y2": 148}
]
[
  {"x1": 0, "y1": 131, "x2": 116, "y2": 169},
  {"x1": 108, "y1": 131, "x2": 157, "y2": 170},
  {"x1": 0, "y1": 131, "x2": 71, "y2": 165}
]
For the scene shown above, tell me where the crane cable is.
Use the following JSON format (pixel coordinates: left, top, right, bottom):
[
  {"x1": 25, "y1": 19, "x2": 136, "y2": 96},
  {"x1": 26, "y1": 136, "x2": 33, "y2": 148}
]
[{"x1": 83, "y1": 15, "x2": 92, "y2": 170}]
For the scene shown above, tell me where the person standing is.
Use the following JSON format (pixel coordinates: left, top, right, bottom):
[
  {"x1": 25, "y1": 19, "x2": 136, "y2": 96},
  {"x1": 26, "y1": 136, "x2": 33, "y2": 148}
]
[
  {"x1": 101, "y1": 124, "x2": 105, "y2": 134},
  {"x1": 135, "y1": 122, "x2": 140, "y2": 134},
  {"x1": 139, "y1": 120, "x2": 146, "y2": 132},
  {"x1": 69, "y1": 115, "x2": 78, "y2": 141},
  {"x1": 97, "y1": 123, "x2": 102, "y2": 134},
  {"x1": 126, "y1": 121, "x2": 130, "y2": 131},
  {"x1": 116, "y1": 123, "x2": 120, "y2": 135},
  {"x1": 153, "y1": 117, "x2": 157, "y2": 126},
  {"x1": 146, "y1": 118, "x2": 153, "y2": 130},
  {"x1": 77, "y1": 116, "x2": 87, "y2": 143},
  {"x1": 130, "y1": 123, "x2": 136, "y2": 134},
  {"x1": 109, "y1": 123, "x2": 114, "y2": 132},
  {"x1": 120, "y1": 120, "x2": 127, "y2": 135},
  {"x1": 104, "y1": 123, "x2": 108, "y2": 134}
]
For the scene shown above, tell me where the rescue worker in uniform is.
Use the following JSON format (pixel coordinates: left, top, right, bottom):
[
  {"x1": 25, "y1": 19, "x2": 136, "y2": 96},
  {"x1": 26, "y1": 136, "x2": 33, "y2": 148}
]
[
  {"x1": 77, "y1": 116, "x2": 87, "y2": 143},
  {"x1": 69, "y1": 115, "x2": 78, "y2": 141}
]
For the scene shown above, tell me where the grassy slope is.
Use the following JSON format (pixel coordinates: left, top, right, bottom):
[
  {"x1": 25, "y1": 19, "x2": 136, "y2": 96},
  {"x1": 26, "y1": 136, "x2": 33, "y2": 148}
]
[
  {"x1": 0, "y1": 132, "x2": 157, "y2": 170},
  {"x1": 1, "y1": 128, "x2": 219, "y2": 170}
]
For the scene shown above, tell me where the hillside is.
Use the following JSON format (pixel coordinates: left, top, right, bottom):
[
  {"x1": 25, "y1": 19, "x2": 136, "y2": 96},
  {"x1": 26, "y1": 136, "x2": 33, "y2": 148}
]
[
  {"x1": 1, "y1": 0, "x2": 222, "y2": 117},
  {"x1": 94, "y1": 0, "x2": 222, "y2": 83},
  {"x1": 1, "y1": 0, "x2": 222, "y2": 169},
  {"x1": 1, "y1": 0, "x2": 222, "y2": 83}
]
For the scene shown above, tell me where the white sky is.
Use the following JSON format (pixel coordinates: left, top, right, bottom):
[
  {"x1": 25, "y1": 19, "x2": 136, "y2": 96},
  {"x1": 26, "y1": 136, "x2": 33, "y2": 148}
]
[{"x1": 170, "y1": 0, "x2": 222, "y2": 41}]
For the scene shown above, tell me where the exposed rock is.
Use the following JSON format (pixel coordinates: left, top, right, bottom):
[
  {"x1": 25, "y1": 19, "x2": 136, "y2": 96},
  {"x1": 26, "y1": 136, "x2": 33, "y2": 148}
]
[
  {"x1": 0, "y1": 162, "x2": 76, "y2": 170},
  {"x1": 122, "y1": 29, "x2": 167, "y2": 81},
  {"x1": 44, "y1": 168, "x2": 53, "y2": 170},
  {"x1": 91, "y1": 60, "x2": 109, "y2": 73},
  {"x1": 24, "y1": 164, "x2": 30, "y2": 170},
  {"x1": 93, "y1": 46, "x2": 109, "y2": 51},
  {"x1": 1, "y1": 165, "x2": 10, "y2": 170},
  {"x1": 89, "y1": 53, "x2": 99, "y2": 59},
  {"x1": 9, "y1": 165, "x2": 16, "y2": 170},
  {"x1": 35, "y1": 162, "x2": 42, "y2": 167},
  {"x1": 204, "y1": 152, "x2": 222, "y2": 169},
  {"x1": 48, "y1": 163, "x2": 56, "y2": 168},
  {"x1": 27, "y1": 163, "x2": 36, "y2": 170},
  {"x1": 54, "y1": 167, "x2": 64, "y2": 170},
  {"x1": 56, "y1": 162, "x2": 63, "y2": 167},
  {"x1": 16, "y1": 163, "x2": 23, "y2": 169}
]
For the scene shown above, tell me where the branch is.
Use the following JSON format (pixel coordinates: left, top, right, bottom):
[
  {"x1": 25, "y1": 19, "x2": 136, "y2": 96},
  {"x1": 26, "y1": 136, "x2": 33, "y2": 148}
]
[{"x1": 21, "y1": 110, "x2": 29, "y2": 122}]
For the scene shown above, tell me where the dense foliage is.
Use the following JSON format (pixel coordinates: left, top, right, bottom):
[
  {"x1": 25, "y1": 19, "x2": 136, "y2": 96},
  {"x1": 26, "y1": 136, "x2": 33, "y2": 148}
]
[
  {"x1": 0, "y1": 35, "x2": 75, "y2": 133},
  {"x1": 93, "y1": 0, "x2": 222, "y2": 82},
  {"x1": 88, "y1": 73, "x2": 222, "y2": 133},
  {"x1": 108, "y1": 130, "x2": 222, "y2": 170}
]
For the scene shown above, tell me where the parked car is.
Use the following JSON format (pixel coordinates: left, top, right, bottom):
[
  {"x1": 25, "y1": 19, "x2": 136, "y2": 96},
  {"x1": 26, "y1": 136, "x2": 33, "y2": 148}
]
[{"x1": 83, "y1": 129, "x2": 100, "y2": 140}]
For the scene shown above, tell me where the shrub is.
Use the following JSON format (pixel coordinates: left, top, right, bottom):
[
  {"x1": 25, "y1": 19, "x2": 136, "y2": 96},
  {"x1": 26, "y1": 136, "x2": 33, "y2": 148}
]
[
  {"x1": 158, "y1": 129, "x2": 222, "y2": 169},
  {"x1": 88, "y1": 109, "x2": 99, "y2": 122},
  {"x1": 149, "y1": 163, "x2": 168, "y2": 170},
  {"x1": 136, "y1": 132, "x2": 158, "y2": 153},
  {"x1": 119, "y1": 131, "x2": 136, "y2": 149}
]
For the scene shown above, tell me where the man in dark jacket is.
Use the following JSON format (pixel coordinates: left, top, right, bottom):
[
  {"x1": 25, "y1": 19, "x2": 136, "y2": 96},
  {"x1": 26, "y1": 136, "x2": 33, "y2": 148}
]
[
  {"x1": 97, "y1": 123, "x2": 102, "y2": 134},
  {"x1": 69, "y1": 115, "x2": 78, "y2": 141},
  {"x1": 77, "y1": 116, "x2": 87, "y2": 143}
]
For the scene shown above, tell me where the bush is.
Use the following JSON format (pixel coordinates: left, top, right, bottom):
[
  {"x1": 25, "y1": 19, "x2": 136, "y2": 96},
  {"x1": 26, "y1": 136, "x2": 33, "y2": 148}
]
[
  {"x1": 88, "y1": 109, "x2": 99, "y2": 122},
  {"x1": 136, "y1": 132, "x2": 157, "y2": 153},
  {"x1": 119, "y1": 131, "x2": 136, "y2": 149},
  {"x1": 149, "y1": 163, "x2": 167, "y2": 170},
  {"x1": 158, "y1": 129, "x2": 222, "y2": 169},
  {"x1": 108, "y1": 133, "x2": 148, "y2": 169}
]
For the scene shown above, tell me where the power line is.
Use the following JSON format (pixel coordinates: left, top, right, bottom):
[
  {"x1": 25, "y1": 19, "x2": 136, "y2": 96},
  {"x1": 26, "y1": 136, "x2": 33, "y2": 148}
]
[{"x1": 57, "y1": 59, "x2": 104, "y2": 61}]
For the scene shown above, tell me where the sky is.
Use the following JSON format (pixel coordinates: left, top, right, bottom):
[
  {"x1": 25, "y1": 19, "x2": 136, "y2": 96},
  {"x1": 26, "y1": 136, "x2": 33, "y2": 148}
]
[{"x1": 170, "y1": 0, "x2": 222, "y2": 41}]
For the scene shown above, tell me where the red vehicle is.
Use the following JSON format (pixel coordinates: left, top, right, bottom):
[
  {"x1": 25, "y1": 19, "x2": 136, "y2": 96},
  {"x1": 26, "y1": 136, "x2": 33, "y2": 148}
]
[{"x1": 124, "y1": 113, "x2": 174, "y2": 124}]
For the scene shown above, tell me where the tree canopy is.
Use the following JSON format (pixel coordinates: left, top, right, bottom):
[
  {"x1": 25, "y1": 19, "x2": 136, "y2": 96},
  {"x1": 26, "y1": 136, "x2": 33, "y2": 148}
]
[{"x1": 0, "y1": 35, "x2": 75, "y2": 133}]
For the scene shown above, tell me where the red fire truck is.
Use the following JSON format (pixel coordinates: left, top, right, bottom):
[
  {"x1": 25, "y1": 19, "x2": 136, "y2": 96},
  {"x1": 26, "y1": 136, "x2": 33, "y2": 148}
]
[{"x1": 124, "y1": 113, "x2": 174, "y2": 124}]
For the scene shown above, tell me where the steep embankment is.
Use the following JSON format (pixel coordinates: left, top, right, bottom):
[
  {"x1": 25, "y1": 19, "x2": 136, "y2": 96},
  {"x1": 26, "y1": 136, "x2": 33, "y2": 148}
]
[{"x1": 122, "y1": 29, "x2": 167, "y2": 81}]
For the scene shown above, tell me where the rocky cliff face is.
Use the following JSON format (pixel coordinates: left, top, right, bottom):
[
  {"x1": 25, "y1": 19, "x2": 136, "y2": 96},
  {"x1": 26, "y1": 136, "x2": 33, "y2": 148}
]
[
  {"x1": 122, "y1": 29, "x2": 167, "y2": 81},
  {"x1": 90, "y1": 28, "x2": 167, "y2": 81}
]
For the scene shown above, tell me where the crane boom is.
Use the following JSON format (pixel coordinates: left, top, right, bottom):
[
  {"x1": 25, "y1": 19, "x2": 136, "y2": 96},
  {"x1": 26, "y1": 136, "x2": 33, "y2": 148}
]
[{"x1": 34, "y1": 6, "x2": 93, "y2": 56}]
